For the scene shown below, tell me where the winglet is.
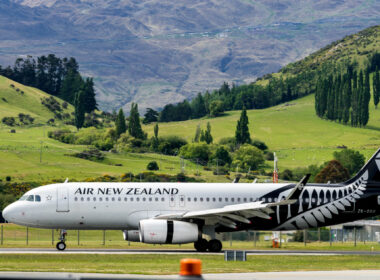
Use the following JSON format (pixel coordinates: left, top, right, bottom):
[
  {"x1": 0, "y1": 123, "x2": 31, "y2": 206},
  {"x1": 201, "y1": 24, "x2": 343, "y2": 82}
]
[
  {"x1": 64, "y1": 178, "x2": 69, "y2": 183},
  {"x1": 285, "y1": 174, "x2": 311, "y2": 201}
]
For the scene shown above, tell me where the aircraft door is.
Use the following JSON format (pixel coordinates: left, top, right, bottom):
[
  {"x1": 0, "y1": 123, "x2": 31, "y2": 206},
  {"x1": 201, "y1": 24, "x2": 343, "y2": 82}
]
[
  {"x1": 56, "y1": 186, "x2": 69, "y2": 212},
  {"x1": 179, "y1": 195, "x2": 185, "y2": 207}
]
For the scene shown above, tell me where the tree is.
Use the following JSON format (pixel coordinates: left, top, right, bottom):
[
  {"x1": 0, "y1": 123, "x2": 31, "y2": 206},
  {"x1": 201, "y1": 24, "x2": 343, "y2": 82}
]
[
  {"x1": 180, "y1": 143, "x2": 211, "y2": 163},
  {"x1": 362, "y1": 69, "x2": 370, "y2": 126},
  {"x1": 333, "y1": 149, "x2": 365, "y2": 176},
  {"x1": 151, "y1": 123, "x2": 159, "y2": 150},
  {"x1": 60, "y1": 69, "x2": 83, "y2": 104},
  {"x1": 209, "y1": 100, "x2": 224, "y2": 117},
  {"x1": 128, "y1": 103, "x2": 145, "y2": 139},
  {"x1": 193, "y1": 124, "x2": 201, "y2": 143},
  {"x1": 235, "y1": 107, "x2": 251, "y2": 145},
  {"x1": 82, "y1": 78, "x2": 97, "y2": 113},
  {"x1": 154, "y1": 123, "x2": 159, "y2": 139},
  {"x1": 232, "y1": 144, "x2": 264, "y2": 171},
  {"x1": 115, "y1": 108, "x2": 127, "y2": 137},
  {"x1": 211, "y1": 146, "x2": 232, "y2": 166},
  {"x1": 374, "y1": 68, "x2": 380, "y2": 109},
  {"x1": 191, "y1": 93, "x2": 207, "y2": 118},
  {"x1": 204, "y1": 122, "x2": 213, "y2": 144},
  {"x1": 314, "y1": 160, "x2": 350, "y2": 183},
  {"x1": 74, "y1": 90, "x2": 85, "y2": 130},
  {"x1": 143, "y1": 108, "x2": 159, "y2": 124}
]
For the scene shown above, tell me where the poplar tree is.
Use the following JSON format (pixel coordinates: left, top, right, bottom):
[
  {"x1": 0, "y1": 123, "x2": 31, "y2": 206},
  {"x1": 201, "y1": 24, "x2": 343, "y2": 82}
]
[
  {"x1": 235, "y1": 107, "x2": 251, "y2": 145},
  {"x1": 374, "y1": 67, "x2": 380, "y2": 109},
  {"x1": 128, "y1": 103, "x2": 145, "y2": 139},
  {"x1": 204, "y1": 122, "x2": 213, "y2": 144},
  {"x1": 193, "y1": 124, "x2": 201, "y2": 142},
  {"x1": 115, "y1": 108, "x2": 126, "y2": 137},
  {"x1": 74, "y1": 90, "x2": 85, "y2": 130},
  {"x1": 362, "y1": 69, "x2": 370, "y2": 126}
]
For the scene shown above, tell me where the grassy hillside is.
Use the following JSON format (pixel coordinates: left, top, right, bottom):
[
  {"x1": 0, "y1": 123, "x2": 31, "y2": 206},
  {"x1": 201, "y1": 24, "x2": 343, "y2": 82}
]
[
  {"x1": 257, "y1": 25, "x2": 380, "y2": 86},
  {"x1": 0, "y1": 75, "x2": 74, "y2": 124},
  {"x1": 144, "y1": 93, "x2": 380, "y2": 170}
]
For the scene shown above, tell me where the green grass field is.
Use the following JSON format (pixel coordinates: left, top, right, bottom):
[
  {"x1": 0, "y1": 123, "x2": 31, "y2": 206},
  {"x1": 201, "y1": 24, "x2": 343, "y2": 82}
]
[
  {"x1": 1, "y1": 254, "x2": 380, "y2": 274},
  {"x1": 144, "y1": 94, "x2": 380, "y2": 170}
]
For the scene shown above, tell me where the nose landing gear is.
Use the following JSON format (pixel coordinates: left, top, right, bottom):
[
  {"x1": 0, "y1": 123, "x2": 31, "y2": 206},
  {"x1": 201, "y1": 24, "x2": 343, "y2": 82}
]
[{"x1": 56, "y1": 229, "x2": 67, "y2": 251}]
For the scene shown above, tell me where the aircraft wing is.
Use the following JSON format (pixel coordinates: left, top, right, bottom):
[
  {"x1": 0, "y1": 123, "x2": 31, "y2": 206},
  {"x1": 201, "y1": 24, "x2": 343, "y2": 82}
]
[{"x1": 154, "y1": 174, "x2": 311, "y2": 229}]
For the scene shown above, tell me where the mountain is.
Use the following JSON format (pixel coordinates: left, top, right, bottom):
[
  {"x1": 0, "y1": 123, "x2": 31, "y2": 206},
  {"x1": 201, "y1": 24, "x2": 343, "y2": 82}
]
[{"x1": 1, "y1": 0, "x2": 380, "y2": 112}]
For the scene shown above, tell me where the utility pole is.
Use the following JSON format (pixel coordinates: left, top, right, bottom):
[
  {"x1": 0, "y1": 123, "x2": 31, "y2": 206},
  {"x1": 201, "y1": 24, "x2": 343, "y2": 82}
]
[
  {"x1": 40, "y1": 141, "x2": 43, "y2": 163},
  {"x1": 273, "y1": 152, "x2": 278, "y2": 183}
]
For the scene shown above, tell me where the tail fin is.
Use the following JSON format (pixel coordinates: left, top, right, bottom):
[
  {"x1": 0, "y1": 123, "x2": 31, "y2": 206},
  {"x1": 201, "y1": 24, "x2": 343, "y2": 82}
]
[{"x1": 344, "y1": 148, "x2": 380, "y2": 186}]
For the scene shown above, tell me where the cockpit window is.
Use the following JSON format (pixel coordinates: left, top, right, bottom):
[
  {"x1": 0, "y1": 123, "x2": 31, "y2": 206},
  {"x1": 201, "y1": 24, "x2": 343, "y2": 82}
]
[
  {"x1": 26, "y1": 195, "x2": 34, "y2": 202},
  {"x1": 19, "y1": 195, "x2": 27, "y2": 201},
  {"x1": 35, "y1": 195, "x2": 41, "y2": 202}
]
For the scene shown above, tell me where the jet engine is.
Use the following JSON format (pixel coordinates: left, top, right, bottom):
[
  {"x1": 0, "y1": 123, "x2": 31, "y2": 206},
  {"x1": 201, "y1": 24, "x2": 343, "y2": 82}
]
[
  {"x1": 139, "y1": 219, "x2": 200, "y2": 244},
  {"x1": 122, "y1": 230, "x2": 140, "y2": 242}
]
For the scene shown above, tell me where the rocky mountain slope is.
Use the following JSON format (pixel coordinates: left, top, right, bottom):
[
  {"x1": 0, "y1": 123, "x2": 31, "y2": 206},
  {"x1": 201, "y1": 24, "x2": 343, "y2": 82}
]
[{"x1": 1, "y1": 0, "x2": 379, "y2": 112}]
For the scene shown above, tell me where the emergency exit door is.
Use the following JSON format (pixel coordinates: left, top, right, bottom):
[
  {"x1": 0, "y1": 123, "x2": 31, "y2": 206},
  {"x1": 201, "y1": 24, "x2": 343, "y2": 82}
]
[{"x1": 57, "y1": 186, "x2": 69, "y2": 212}]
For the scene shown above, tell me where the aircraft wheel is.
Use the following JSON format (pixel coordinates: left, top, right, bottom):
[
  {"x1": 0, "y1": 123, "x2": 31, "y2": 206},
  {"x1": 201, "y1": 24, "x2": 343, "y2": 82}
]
[
  {"x1": 208, "y1": 239, "x2": 222, "y2": 252},
  {"x1": 56, "y1": 241, "x2": 66, "y2": 251},
  {"x1": 194, "y1": 239, "x2": 209, "y2": 252}
]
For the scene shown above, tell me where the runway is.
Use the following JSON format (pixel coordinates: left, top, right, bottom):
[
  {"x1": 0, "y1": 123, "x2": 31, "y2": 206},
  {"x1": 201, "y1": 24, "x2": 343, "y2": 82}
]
[
  {"x1": 1, "y1": 270, "x2": 380, "y2": 280},
  {"x1": 1, "y1": 248, "x2": 380, "y2": 255}
]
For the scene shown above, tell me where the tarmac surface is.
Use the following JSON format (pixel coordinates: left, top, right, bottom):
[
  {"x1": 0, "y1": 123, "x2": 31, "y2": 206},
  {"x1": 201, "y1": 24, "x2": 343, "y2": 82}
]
[
  {"x1": 1, "y1": 248, "x2": 380, "y2": 255},
  {"x1": 1, "y1": 271, "x2": 380, "y2": 280}
]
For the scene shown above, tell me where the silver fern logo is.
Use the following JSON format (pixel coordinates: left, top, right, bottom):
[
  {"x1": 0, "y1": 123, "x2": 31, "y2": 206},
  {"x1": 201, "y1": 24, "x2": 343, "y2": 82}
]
[{"x1": 275, "y1": 171, "x2": 368, "y2": 230}]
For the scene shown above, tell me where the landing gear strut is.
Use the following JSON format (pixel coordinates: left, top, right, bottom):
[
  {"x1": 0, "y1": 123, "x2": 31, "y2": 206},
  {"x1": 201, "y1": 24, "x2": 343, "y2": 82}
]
[
  {"x1": 56, "y1": 229, "x2": 67, "y2": 251},
  {"x1": 194, "y1": 238, "x2": 222, "y2": 252}
]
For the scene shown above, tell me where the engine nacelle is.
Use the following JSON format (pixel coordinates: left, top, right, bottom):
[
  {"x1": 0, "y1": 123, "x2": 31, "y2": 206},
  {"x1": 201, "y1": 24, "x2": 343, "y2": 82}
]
[
  {"x1": 139, "y1": 219, "x2": 200, "y2": 244},
  {"x1": 122, "y1": 230, "x2": 140, "y2": 242}
]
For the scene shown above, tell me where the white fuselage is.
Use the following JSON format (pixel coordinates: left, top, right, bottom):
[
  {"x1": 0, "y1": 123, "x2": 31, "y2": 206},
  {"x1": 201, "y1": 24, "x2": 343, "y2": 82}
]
[{"x1": 3, "y1": 182, "x2": 288, "y2": 230}]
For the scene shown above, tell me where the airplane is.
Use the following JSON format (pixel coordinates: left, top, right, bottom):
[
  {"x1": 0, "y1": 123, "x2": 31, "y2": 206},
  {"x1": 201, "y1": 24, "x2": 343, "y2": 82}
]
[{"x1": 3, "y1": 149, "x2": 380, "y2": 252}]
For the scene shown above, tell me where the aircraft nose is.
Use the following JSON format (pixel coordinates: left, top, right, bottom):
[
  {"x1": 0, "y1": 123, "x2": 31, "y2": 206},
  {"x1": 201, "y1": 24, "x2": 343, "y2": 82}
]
[{"x1": 2, "y1": 203, "x2": 16, "y2": 223}]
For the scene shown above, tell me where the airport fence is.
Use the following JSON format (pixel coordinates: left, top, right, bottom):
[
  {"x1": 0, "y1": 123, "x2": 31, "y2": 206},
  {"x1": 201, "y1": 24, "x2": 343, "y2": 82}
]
[{"x1": 1, "y1": 223, "x2": 379, "y2": 249}]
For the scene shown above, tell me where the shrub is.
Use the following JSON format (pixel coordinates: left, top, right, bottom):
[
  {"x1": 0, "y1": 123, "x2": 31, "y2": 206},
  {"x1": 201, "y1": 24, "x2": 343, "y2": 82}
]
[
  {"x1": 2, "y1": 117, "x2": 16, "y2": 126},
  {"x1": 5, "y1": 176, "x2": 11, "y2": 182},
  {"x1": 264, "y1": 150, "x2": 274, "y2": 160},
  {"x1": 333, "y1": 149, "x2": 365, "y2": 176},
  {"x1": 158, "y1": 136, "x2": 187, "y2": 155},
  {"x1": 280, "y1": 169, "x2": 293, "y2": 181},
  {"x1": 210, "y1": 146, "x2": 232, "y2": 166},
  {"x1": 252, "y1": 139, "x2": 268, "y2": 151},
  {"x1": 180, "y1": 143, "x2": 211, "y2": 163},
  {"x1": 232, "y1": 144, "x2": 264, "y2": 171},
  {"x1": 73, "y1": 149, "x2": 105, "y2": 161},
  {"x1": 94, "y1": 138, "x2": 114, "y2": 151},
  {"x1": 10, "y1": 129, "x2": 16, "y2": 133},
  {"x1": 147, "y1": 161, "x2": 159, "y2": 171}
]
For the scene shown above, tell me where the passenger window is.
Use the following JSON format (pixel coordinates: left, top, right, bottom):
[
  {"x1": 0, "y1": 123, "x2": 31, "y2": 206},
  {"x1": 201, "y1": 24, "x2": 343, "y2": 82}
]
[
  {"x1": 143, "y1": 197, "x2": 146, "y2": 201},
  {"x1": 99, "y1": 198, "x2": 103, "y2": 202},
  {"x1": 149, "y1": 197, "x2": 152, "y2": 202},
  {"x1": 136, "y1": 198, "x2": 140, "y2": 202},
  {"x1": 118, "y1": 197, "x2": 121, "y2": 201},
  {"x1": 206, "y1": 198, "x2": 209, "y2": 202},
  {"x1": 155, "y1": 197, "x2": 159, "y2": 202},
  {"x1": 75, "y1": 197, "x2": 78, "y2": 201},
  {"x1": 194, "y1": 198, "x2": 197, "y2": 202},
  {"x1": 219, "y1": 198, "x2": 222, "y2": 202},
  {"x1": 130, "y1": 197, "x2": 134, "y2": 202},
  {"x1": 250, "y1": 198, "x2": 253, "y2": 202},
  {"x1": 27, "y1": 195, "x2": 34, "y2": 202},
  {"x1": 180, "y1": 197, "x2": 184, "y2": 202},
  {"x1": 200, "y1": 198, "x2": 204, "y2": 202},
  {"x1": 161, "y1": 197, "x2": 164, "y2": 202},
  {"x1": 87, "y1": 197, "x2": 90, "y2": 201},
  {"x1": 243, "y1": 198, "x2": 247, "y2": 202},
  {"x1": 124, "y1": 197, "x2": 127, "y2": 201},
  {"x1": 225, "y1": 198, "x2": 228, "y2": 202},
  {"x1": 35, "y1": 195, "x2": 41, "y2": 202},
  {"x1": 93, "y1": 197, "x2": 96, "y2": 201},
  {"x1": 231, "y1": 198, "x2": 235, "y2": 202},
  {"x1": 105, "y1": 197, "x2": 109, "y2": 201},
  {"x1": 187, "y1": 197, "x2": 191, "y2": 202},
  {"x1": 81, "y1": 197, "x2": 84, "y2": 201},
  {"x1": 112, "y1": 197, "x2": 115, "y2": 201},
  {"x1": 237, "y1": 198, "x2": 241, "y2": 202},
  {"x1": 212, "y1": 198, "x2": 216, "y2": 202}
]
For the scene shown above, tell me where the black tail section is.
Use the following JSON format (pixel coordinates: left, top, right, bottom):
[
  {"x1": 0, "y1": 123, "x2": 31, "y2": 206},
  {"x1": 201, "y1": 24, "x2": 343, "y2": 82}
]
[{"x1": 344, "y1": 148, "x2": 380, "y2": 186}]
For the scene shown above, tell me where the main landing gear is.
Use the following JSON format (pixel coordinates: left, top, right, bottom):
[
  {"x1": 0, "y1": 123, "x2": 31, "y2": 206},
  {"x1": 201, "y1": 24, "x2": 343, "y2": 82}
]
[
  {"x1": 56, "y1": 229, "x2": 67, "y2": 251},
  {"x1": 194, "y1": 239, "x2": 222, "y2": 252}
]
